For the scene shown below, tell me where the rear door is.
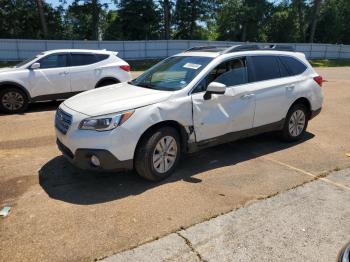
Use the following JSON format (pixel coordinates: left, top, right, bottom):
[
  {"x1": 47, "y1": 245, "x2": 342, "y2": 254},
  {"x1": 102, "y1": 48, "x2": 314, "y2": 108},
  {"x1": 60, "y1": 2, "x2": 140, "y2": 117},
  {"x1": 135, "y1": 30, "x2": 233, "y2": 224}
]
[
  {"x1": 192, "y1": 57, "x2": 256, "y2": 142},
  {"x1": 28, "y1": 53, "x2": 70, "y2": 98},
  {"x1": 248, "y1": 55, "x2": 295, "y2": 127},
  {"x1": 69, "y1": 53, "x2": 99, "y2": 92}
]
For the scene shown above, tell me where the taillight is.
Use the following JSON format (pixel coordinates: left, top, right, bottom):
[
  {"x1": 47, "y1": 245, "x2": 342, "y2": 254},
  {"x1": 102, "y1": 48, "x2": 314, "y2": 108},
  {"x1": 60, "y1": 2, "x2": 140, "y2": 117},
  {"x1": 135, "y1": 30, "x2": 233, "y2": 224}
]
[
  {"x1": 119, "y1": 65, "x2": 130, "y2": 72},
  {"x1": 313, "y1": 75, "x2": 323, "y2": 87}
]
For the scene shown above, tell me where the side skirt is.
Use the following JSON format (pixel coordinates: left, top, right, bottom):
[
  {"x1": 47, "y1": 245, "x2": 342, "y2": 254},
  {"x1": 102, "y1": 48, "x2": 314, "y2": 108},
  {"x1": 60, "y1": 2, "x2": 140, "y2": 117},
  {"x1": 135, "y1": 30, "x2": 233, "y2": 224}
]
[
  {"x1": 31, "y1": 92, "x2": 82, "y2": 102},
  {"x1": 188, "y1": 119, "x2": 285, "y2": 153}
]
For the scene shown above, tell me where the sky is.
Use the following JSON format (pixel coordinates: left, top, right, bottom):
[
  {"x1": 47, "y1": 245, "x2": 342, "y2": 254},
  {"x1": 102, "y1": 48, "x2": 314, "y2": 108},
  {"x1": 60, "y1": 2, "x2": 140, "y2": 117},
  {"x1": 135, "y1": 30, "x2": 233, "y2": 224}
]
[{"x1": 46, "y1": 0, "x2": 117, "y2": 9}]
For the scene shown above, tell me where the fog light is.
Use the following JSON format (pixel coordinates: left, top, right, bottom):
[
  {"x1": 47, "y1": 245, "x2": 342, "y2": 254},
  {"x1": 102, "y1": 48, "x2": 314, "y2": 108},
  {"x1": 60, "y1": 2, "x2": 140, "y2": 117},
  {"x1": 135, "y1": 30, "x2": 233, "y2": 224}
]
[{"x1": 90, "y1": 155, "x2": 100, "y2": 167}]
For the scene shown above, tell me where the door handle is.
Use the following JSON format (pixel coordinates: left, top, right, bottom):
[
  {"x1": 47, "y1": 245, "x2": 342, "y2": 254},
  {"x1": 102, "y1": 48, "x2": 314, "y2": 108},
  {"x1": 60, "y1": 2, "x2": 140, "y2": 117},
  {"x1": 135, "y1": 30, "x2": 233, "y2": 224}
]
[
  {"x1": 286, "y1": 85, "x2": 295, "y2": 91},
  {"x1": 59, "y1": 71, "x2": 69, "y2": 76},
  {"x1": 240, "y1": 94, "x2": 255, "y2": 100}
]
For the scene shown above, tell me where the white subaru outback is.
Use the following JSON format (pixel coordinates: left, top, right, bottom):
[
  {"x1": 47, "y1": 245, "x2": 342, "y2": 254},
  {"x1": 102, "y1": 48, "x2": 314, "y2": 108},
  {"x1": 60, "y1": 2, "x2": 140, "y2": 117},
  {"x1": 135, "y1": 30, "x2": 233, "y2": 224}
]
[
  {"x1": 55, "y1": 45, "x2": 323, "y2": 181},
  {"x1": 0, "y1": 49, "x2": 131, "y2": 113}
]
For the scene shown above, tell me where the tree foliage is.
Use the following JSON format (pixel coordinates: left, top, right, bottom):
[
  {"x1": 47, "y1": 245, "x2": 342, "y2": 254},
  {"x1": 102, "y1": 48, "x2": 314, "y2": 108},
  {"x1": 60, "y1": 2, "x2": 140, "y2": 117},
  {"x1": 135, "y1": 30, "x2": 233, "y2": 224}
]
[{"x1": 0, "y1": 0, "x2": 350, "y2": 44}]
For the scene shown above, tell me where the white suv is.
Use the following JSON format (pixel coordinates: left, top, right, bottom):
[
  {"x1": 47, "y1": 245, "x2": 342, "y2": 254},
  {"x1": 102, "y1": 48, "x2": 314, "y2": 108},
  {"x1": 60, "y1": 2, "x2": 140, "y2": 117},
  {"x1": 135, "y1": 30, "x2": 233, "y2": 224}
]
[
  {"x1": 0, "y1": 49, "x2": 131, "y2": 113},
  {"x1": 55, "y1": 45, "x2": 323, "y2": 181}
]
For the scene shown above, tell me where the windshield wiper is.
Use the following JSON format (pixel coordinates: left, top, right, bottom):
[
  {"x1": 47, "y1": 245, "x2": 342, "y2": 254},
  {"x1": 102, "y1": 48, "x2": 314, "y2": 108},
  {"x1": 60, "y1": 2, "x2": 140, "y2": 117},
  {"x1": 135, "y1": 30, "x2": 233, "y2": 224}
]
[{"x1": 134, "y1": 83, "x2": 155, "y2": 89}]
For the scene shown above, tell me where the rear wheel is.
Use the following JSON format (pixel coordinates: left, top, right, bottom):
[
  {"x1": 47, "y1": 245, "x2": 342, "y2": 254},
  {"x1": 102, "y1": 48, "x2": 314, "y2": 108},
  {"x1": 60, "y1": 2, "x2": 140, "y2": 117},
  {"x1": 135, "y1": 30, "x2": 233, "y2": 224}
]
[
  {"x1": 135, "y1": 127, "x2": 181, "y2": 181},
  {"x1": 0, "y1": 88, "x2": 28, "y2": 113},
  {"x1": 281, "y1": 104, "x2": 309, "y2": 142}
]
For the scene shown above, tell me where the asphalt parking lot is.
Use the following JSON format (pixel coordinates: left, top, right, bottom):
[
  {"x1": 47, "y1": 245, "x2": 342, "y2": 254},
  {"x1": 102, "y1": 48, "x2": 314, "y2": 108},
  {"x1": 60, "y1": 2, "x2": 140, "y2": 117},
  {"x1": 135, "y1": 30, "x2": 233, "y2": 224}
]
[{"x1": 1, "y1": 68, "x2": 350, "y2": 261}]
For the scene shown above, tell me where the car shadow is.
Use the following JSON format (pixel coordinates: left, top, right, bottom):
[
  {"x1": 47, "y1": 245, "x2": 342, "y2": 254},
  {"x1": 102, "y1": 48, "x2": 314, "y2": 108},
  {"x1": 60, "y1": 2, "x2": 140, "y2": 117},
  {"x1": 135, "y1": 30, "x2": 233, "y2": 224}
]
[
  {"x1": 0, "y1": 100, "x2": 61, "y2": 116},
  {"x1": 39, "y1": 132, "x2": 315, "y2": 205}
]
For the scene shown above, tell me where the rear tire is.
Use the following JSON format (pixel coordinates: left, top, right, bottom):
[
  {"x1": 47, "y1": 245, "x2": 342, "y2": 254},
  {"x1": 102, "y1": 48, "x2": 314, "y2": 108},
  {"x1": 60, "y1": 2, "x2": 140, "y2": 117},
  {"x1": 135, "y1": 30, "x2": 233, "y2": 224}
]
[
  {"x1": 0, "y1": 87, "x2": 28, "y2": 114},
  {"x1": 135, "y1": 127, "x2": 181, "y2": 181},
  {"x1": 96, "y1": 79, "x2": 119, "y2": 88},
  {"x1": 281, "y1": 103, "x2": 309, "y2": 142}
]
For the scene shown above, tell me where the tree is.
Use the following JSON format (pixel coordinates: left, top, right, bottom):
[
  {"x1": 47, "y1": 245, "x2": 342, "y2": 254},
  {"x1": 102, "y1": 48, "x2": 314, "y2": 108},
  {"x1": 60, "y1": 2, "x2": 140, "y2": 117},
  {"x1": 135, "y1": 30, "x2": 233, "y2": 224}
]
[
  {"x1": 36, "y1": 0, "x2": 48, "y2": 38},
  {"x1": 309, "y1": 0, "x2": 323, "y2": 43},
  {"x1": 64, "y1": 0, "x2": 107, "y2": 40},
  {"x1": 159, "y1": 0, "x2": 172, "y2": 39},
  {"x1": 0, "y1": 0, "x2": 64, "y2": 39},
  {"x1": 173, "y1": 0, "x2": 217, "y2": 39},
  {"x1": 216, "y1": 0, "x2": 272, "y2": 42},
  {"x1": 115, "y1": 0, "x2": 162, "y2": 40}
]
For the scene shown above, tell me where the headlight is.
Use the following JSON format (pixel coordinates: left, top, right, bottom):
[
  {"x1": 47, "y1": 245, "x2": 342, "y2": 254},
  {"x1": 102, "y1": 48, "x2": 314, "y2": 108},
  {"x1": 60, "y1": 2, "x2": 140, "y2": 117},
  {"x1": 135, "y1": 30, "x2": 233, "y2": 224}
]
[{"x1": 79, "y1": 110, "x2": 134, "y2": 131}]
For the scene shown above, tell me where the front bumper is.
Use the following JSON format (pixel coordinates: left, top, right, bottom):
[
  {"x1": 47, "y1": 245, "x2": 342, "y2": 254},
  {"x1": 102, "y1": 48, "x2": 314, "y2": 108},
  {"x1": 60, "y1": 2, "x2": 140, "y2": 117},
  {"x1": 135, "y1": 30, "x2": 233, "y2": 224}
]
[
  {"x1": 310, "y1": 107, "x2": 322, "y2": 120},
  {"x1": 57, "y1": 139, "x2": 133, "y2": 172}
]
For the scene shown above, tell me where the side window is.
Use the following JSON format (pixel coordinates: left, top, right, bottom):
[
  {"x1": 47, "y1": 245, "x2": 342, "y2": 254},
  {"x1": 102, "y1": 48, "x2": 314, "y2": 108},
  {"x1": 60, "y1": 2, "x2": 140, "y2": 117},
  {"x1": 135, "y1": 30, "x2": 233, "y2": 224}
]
[
  {"x1": 280, "y1": 56, "x2": 307, "y2": 76},
  {"x1": 71, "y1": 54, "x2": 97, "y2": 66},
  {"x1": 95, "y1": 54, "x2": 109, "y2": 62},
  {"x1": 39, "y1": 54, "x2": 67, "y2": 69},
  {"x1": 250, "y1": 56, "x2": 281, "y2": 81},
  {"x1": 193, "y1": 57, "x2": 248, "y2": 93}
]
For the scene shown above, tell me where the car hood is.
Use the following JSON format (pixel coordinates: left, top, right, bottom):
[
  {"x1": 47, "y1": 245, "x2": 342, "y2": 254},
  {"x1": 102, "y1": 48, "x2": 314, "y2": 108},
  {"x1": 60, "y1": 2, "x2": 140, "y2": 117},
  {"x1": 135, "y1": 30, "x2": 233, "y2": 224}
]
[
  {"x1": 63, "y1": 82, "x2": 173, "y2": 116},
  {"x1": 0, "y1": 67, "x2": 19, "y2": 73}
]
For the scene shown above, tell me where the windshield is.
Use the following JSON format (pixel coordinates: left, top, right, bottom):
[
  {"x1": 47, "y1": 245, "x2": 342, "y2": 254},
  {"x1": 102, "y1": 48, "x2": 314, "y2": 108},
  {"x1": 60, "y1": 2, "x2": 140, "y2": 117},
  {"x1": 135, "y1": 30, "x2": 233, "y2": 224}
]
[
  {"x1": 14, "y1": 53, "x2": 43, "y2": 68},
  {"x1": 130, "y1": 56, "x2": 213, "y2": 91}
]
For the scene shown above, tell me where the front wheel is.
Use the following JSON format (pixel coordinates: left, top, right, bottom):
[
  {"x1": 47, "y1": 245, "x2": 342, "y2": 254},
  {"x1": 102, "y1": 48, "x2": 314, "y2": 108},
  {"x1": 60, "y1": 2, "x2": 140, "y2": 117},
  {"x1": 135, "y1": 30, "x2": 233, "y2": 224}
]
[
  {"x1": 0, "y1": 88, "x2": 28, "y2": 113},
  {"x1": 281, "y1": 104, "x2": 309, "y2": 142},
  {"x1": 135, "y1": 127, "x2": 181, "y2": 181}
]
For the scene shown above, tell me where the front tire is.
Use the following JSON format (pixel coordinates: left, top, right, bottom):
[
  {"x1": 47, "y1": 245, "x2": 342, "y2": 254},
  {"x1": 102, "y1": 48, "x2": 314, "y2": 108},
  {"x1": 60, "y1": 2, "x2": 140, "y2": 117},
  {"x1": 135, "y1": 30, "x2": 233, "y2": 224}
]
[
  {"x1": 282, "y1": 104, "x2": 309, "y2": 142},
  {"x1": 0, "y1": 88, "x2": 28, "y2": 113},
  {"x1": 135, "y1": 127, "x2": 181, "y2": 181}
]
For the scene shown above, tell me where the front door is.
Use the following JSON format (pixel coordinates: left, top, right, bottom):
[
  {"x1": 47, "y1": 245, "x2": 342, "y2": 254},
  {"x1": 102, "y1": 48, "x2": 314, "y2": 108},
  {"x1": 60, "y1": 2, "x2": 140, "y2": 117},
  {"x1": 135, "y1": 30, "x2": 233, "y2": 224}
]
[
  {"x1": 191, "y1": 57, "x2": 255, "y2": 142},
  {"x1": 28, "y1": 53, "x2": 70, "y2": 98}
]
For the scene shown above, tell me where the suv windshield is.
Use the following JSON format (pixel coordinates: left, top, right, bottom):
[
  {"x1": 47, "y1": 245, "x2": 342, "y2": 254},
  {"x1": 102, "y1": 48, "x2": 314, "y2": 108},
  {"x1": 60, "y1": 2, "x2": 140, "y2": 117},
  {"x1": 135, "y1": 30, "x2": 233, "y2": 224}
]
[{"x1": 130, "y1": 56, "x2": 213, "y2": 91}]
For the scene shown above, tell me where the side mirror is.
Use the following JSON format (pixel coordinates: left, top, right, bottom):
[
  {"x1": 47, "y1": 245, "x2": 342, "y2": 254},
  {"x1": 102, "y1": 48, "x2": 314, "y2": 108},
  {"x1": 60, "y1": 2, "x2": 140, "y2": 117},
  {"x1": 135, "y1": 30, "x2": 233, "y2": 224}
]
[
  {"x1": 30, "y1": 63, "x2": 40, "y2": 70},
  {"x1": 204, "y1": 82, "x2": 226, "y2": 100}
]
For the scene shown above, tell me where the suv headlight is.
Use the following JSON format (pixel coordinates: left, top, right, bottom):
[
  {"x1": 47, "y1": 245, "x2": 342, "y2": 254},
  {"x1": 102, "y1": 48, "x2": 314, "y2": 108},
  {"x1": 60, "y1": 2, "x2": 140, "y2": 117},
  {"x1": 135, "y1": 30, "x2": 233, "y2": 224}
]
[{"x1": 79, "y1": 110, "x2": 134, "y2": 131}]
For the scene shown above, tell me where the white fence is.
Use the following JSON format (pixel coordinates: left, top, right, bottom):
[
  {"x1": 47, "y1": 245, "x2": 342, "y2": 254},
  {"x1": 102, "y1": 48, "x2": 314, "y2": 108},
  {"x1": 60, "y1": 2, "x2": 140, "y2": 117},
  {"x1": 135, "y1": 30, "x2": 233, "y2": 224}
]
[{"x1": 0, "y1": 39, "x2": 350, "y2": 61}]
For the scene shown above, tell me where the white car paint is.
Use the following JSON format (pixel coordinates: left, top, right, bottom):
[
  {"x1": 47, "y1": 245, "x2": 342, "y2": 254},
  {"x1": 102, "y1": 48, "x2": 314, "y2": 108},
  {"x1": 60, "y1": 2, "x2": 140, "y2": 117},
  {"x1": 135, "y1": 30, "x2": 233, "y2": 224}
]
[
  {"x1": 55, "y1": 48, "x2": 323, "y2": 167},
  {"x1": 0, "y1": 49, "x2": 132, "y2": 101}
]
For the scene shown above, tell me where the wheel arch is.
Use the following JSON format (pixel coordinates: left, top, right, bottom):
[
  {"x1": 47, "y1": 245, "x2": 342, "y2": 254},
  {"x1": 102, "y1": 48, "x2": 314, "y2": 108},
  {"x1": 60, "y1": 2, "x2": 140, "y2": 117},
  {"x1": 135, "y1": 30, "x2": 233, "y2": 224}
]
[
  {"x1": 0, "y1": 81, "x2": 31, "y2": 101},
  {"x1": 134, "y1": 120, "x2": 189, "y2": 159},
  {"x1": 95, "y1": 77, "x2": 120, "y2": 88},
  {"x1": 289, "y1": 97, "x2": 312, "y2": 119}
]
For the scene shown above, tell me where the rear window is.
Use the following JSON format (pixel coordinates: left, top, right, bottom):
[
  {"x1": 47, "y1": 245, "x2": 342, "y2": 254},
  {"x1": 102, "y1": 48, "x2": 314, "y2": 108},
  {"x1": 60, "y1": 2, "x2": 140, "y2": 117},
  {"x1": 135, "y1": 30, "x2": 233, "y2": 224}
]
[
  {"x1": 71, "y1": 54, "x2": 97, "y2": 66},
  {"x1": 95, "y1": 54, "x2": 109, "y2": 62},
  {"x1": 279, "y1": 56, "x2": 307, "y2": 76},
  {"x1": 250, "y1": 56, "x2": 281, "y2": 82}
]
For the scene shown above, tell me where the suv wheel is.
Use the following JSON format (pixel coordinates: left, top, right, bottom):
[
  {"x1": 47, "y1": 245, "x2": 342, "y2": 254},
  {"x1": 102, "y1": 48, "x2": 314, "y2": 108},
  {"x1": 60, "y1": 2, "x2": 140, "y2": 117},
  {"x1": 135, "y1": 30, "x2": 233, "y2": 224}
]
[
  {"x1": 135, "y1": 127, "x2": 181, "y2": 181},
  {"x1": 0, "y1": 88, "x2": 28, "y2": 113},
  {"x1": 282, "y1": 104, "x2": 309, "y2": 142}
]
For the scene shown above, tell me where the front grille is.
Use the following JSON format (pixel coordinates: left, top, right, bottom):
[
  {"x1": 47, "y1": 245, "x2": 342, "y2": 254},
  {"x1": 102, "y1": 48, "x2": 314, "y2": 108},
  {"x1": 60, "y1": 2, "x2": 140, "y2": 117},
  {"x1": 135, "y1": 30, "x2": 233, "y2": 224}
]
[{"x1": 55, "y1": 108, "x2": 72, "y2": 135}]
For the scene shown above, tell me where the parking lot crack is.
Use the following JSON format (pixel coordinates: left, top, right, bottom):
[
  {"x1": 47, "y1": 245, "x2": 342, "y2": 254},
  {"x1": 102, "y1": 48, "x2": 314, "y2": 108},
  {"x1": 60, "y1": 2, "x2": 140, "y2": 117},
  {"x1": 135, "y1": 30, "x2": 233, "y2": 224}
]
[{"x1": 176, "y1": 232, "x2": 207, "y2": 262}]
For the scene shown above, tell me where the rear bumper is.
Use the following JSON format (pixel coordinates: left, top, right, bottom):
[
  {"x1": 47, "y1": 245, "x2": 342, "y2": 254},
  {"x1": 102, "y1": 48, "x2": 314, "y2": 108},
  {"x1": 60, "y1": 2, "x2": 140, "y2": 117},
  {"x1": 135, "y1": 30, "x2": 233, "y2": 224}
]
[
  {"x1": 310, "y1": 107, "x2": 322, "y2": 120},
  {"x1": 57, "y1": 139, "x2": 133, "y2": 172}
]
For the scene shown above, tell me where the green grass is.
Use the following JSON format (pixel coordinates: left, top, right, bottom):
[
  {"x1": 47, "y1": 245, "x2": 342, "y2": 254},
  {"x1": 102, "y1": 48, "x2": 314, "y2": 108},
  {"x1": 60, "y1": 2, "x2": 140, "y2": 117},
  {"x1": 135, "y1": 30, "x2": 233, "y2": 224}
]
[
  {"x1": 309, "y1": 59, "x2": 350, "y2": 67},
  {"x1": 127, "y1": 59, "x2": 161, "y2": 71},
  {"x1": 0, "y1": 61, "x2": 17, "y2": 68}
]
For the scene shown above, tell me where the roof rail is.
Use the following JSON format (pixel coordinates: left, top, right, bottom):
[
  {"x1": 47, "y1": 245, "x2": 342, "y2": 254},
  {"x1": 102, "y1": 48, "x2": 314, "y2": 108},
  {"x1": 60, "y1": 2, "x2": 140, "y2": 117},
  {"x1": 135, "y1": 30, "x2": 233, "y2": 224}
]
[
  {"x1": 184, "y1": 44, "x2": 295, "y2": 54},
  {"x1": 262, "y1": 44, "x2": 295, "y2": 52},
  {"x1": 185, "y1": 46, "x2": 229, "y2": 52},
  {"x1": 221, "y1": 44, "x2": 261, "y2": 54}
]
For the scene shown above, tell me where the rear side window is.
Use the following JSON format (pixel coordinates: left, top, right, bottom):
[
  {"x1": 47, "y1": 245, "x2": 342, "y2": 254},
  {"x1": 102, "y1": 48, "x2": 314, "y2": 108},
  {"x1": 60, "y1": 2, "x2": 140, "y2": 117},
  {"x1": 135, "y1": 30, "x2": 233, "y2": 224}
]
[
  {"x1": 71, "y1": 54, "x2": 97, "y2": 66},
  {"x1": 279, "y1": 56, "x2": 307, "y2": 76},
  {"x1": 250, "y1": 56, "x2": 281, "y2": 82},
  {"x1": 39, "y1": 54, "x2": 67, "y2": 69},
  {"x1": 95, "y1": 54, "x2": 109, "y2": 62}
]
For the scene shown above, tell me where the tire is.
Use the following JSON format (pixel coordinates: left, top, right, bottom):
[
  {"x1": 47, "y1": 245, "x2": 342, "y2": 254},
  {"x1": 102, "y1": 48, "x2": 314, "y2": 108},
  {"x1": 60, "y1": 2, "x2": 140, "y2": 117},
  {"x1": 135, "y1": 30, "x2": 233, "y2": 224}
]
[
  {"x1": 0, "y1": 87, "x2": 29, "y2": 114},
  {"x1": 281, "y1": 103, "x2": 309, "y2": 142},
  {"x1": 135, "y1": 127, "x2": 181, "y2": 181},
  {"x1": 96, "y1": 79, "x2": 118, "y2": 88}
]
